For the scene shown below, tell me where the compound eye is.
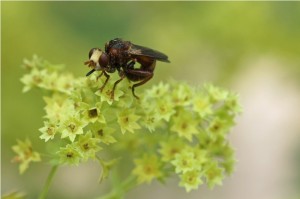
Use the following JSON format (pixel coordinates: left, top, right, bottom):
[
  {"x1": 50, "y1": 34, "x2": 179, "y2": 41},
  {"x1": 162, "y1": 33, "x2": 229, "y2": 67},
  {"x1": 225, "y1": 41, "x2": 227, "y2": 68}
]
[
  {"x1": 88, "y1": 48, "x2": 96, "y2": 59},
  {"x1": 99, "y1": 53, "x2": 109, "y2": 68}
]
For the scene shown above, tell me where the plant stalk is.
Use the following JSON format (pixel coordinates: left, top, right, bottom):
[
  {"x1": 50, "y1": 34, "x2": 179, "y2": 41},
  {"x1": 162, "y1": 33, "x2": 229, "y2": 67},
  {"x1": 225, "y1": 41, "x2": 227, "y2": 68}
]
[{"x1": 38, "y1": 165, "x2": 58, "y2": 199}]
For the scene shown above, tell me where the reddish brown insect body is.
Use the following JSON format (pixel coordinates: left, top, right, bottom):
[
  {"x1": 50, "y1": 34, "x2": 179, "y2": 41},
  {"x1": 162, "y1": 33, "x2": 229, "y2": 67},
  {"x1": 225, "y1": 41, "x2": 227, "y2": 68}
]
[{"x1": 84, "y1": 38, "x2": 170, "y2": 99}]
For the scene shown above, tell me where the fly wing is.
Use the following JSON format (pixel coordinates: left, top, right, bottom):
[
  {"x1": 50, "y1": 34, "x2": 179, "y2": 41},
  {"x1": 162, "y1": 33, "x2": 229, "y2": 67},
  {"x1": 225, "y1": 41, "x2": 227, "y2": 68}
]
[{"x1": 128, "y1": 44, "x2": 170, "y2": 63}]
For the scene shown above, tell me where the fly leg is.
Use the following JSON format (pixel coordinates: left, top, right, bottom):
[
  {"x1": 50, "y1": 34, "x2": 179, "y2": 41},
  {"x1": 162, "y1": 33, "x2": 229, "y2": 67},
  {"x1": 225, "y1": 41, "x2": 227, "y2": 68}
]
[
  {"x1": 131, "y1": 74, "x2": 153, "y2": 99},
  {"x1": 96, "y1": 71, "x2": 104, "y2": 81},
  {"x1": 99, "y1": 71, "x2": 110, "y2": 92},
  {"x1": 124, "y1": 69, "x2": 153, "y2": 99},
  {"x1": 111, "y1": 71, "x2": 125, "y2": 100}
]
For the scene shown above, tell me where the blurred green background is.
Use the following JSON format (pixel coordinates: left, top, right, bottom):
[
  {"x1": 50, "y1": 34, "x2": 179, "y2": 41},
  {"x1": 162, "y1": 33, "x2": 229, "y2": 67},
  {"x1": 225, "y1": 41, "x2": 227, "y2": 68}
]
[{"x1": 2, "y1": 2, "x2": 300, "y2": 199}]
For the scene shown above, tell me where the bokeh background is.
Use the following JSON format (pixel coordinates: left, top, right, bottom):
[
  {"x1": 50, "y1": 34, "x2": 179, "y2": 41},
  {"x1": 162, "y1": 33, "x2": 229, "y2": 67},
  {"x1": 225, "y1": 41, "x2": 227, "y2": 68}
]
[{"x1": 2, "y1": 2, "x2": 300, "y2": 199}]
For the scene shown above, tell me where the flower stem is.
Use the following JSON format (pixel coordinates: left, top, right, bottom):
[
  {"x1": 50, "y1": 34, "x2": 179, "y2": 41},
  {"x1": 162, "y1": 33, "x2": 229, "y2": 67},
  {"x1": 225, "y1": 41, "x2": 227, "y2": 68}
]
[
  {"x1": 96, "y1": 173, "x2": 136, "y2": 199},
  {"x1": 38, "y1": 165, "x2": 58, "y2": 199}
]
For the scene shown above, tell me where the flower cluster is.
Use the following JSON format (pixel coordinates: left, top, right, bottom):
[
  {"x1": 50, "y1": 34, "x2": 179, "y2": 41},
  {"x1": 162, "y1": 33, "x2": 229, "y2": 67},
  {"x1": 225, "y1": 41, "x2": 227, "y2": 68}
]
[
  {"x1": 14, "y1": 55, "x2": 242, "y2": 195},
  {"x1": 11, "y1": 139, "x2": 41, "y2": 174}
]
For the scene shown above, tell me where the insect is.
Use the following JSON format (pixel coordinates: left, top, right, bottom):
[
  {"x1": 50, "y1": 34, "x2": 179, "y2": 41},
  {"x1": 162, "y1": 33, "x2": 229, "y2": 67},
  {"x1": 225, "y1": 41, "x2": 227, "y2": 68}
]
[{"x1": 84, "y1": 38, "x2": 170, "y2": 99}]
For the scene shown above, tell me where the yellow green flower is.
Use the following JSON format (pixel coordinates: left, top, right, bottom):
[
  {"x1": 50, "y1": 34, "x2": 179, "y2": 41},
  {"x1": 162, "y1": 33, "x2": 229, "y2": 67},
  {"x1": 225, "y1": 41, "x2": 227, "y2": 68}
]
[
  {"x1": 225, "y1": 93, "x2": 243, "y2": 114},
  {"x1": 141, "y1": 111, "x2": 159, "y2": 133},
  {"x1": 188, "y1": 148, "x2": 208, "y2": 165},
  {"x1": 56, "y1": 73, "x2": 75, "y2": 94},
  {"x1": 117, "y1": 109, "x2": 141, "y2": 134},
  {"x1": 192, "y1": 94, "x2": 212, "y2": 118},
  {"x1": 155, "y1": 98, "x2": 176, "y2": 122},
  {"x1": 179, "y1": 170, "x2": 203, "y2": 192},
  {"x1": 60, "y1": 114, "x2": 87, "y2": 142},
  {"x1": 132, "y1": 154, "x2": 163, "y2": 184},
  {"x1": 84, "y1": 73, "x2": 104, "y2": 90},
  {"x1": 204, "y1": 162, "x2": 224, "y2": 189},
  {"x1": 170, "y1": 110, "x2": 199, "y2": 141},
  {"x1": 208, "y1": 117, "x2": 232, "y2": 139},
  {"x1": 171, "y1": 150, "x2": 198, "y2": 174},
  {"x1": 43, "y1": 94, "x2": 75, "y2": 122},
  {"x1": 20, "y1": 68, "x2": 47, "y2": 92},
  {"x1": 145, "y1": 81, "x2": 170, "y2": 99},
  {"x1": 171, "y1": 83, "x2": 193, "y2": 107},
  {"x1": 76, "y1": 131, "x2": 101, "y2": 161},
  {"x1": 11, "y1": 139, "x2": 41, "y2": 174},
  {"x1": 95, "y1": 81, "x2": 124, "y2": 105},
  {"x1": 39, "y1": 121, "x2": 59, "y2": 142},
  {"x1": 41, "y1": 71, "x2": 59, "y2": 91},
  {"x1": 58, "y1": 144, "x2": 82, "y2": 166},
  {"x1": 21, "y1": 54, "x2": 43, "y2": 70},
  {"x1": 159, "y1": 138, "x2": 185, "y2": 162},
  {"x1": 205, "y1": 84, "x2": 229, "y2": 102},
  {"x1": 81, "y1": 102, "x2": 106, "y2": 124},
  {"x1": 90, "y1": 123, "x2": 117, "y2": 145}
]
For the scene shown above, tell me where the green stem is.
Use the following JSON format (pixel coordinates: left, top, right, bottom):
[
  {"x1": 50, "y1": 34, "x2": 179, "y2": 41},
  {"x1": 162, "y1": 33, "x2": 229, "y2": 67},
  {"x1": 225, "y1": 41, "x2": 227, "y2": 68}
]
[
  {"x1": 38, "y1": 165, "x2": 58, "y2": 199},
  {"x1": 96, "y1": 174, "x2": 136, "y2": 199}
]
